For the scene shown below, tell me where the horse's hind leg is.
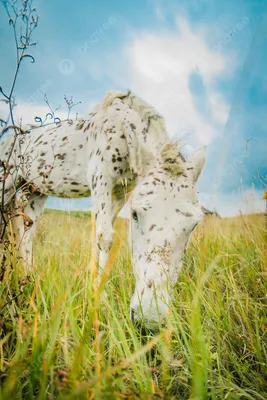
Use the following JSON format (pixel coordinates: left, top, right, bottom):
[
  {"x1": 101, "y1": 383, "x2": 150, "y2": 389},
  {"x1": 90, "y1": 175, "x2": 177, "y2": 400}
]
[{"x1": 10, "y1": 192, "x2": 47, "y2": 269}]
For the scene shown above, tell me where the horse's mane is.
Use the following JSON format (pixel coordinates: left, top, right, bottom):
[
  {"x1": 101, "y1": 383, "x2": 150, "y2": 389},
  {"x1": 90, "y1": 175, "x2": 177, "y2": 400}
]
[
  {"x1": 100, "y1": 91, "x2": 186, "y2": 176},
  {"x1": 101, "y1": 90, "x2": 169, "y2": 146},
  {"x1": 101, "y1": 90, "x2": 127, "y2": 109}
]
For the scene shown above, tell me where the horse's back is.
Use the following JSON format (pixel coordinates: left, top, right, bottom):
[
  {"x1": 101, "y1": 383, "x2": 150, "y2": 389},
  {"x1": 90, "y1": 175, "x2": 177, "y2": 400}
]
[
  {"x1": 14, "y1": 90, "x2": 168, "y2": 200},
  {"x1": 20, "y1": 121, "x2": 91, "y2": 198}
]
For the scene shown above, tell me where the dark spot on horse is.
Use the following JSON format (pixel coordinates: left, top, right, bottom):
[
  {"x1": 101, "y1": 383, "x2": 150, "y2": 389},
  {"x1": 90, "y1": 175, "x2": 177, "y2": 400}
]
[
  {"x1": 56, "y1": 153, "x2": 66, "y2": 160},
  {"x1": 184, "y1": 212, "x2": 193, "y2": 217},
  {"x1": 149, "y1": 224, "x2": 156, "y2": 231},
  {"x1": 106, "y1": 145, "x2": 111, "y2": 150},
  {"x1": 84, "y1": 122, "x2": 91, "y2": 131},
  {"x1": 76, "y1": 120, "x2": 85, "y2": 130},
  {"x1": 71, "y1": 182, "x2": 79, "y2": 185},
  {"x1": 62, "y1": 136, "x2": 68, "y2": 141},
  {"x1": 120, "y1": 134, "x2": 125, "y2": 139},
  {"x1": 34, "y1": 134, "x2": 43, "y2": 143},
  {"x1": 147, "y1": 280, "x2": 153, "y2": 288}
]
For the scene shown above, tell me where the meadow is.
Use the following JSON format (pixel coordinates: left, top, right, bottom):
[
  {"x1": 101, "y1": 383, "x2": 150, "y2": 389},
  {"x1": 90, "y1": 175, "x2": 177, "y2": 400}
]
[{"x1": 0, "y1": 209, "x2": 266, "y2": 399}]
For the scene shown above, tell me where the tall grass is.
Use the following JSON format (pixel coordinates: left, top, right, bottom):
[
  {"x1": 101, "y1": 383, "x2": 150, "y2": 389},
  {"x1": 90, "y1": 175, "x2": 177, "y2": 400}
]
[{"x1": 0, "y1": 211, "x2": 266, "y2": 399}]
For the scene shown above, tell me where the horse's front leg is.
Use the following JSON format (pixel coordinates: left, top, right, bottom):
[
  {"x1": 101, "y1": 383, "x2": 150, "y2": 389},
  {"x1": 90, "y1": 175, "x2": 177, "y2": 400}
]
[{"x1": 89, "y1": 171, "x2": 114, "y2": 279}]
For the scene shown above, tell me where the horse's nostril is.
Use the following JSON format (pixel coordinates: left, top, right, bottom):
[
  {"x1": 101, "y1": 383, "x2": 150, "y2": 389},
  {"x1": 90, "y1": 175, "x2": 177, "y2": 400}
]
[{"x1": 130, "y1": 308, "x2": 135, "y2": 322}]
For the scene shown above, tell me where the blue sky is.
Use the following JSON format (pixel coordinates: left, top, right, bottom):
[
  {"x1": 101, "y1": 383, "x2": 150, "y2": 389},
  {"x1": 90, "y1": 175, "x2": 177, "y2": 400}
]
[{"x1": 0, "y1": 0, "x2": 266, "y2": 216}]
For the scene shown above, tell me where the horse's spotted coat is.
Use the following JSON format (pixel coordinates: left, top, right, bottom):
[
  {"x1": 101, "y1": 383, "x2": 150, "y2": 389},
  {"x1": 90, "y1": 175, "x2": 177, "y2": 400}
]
[{"x1": 0, "y1": 90, "x2": 206, "y2": 328}]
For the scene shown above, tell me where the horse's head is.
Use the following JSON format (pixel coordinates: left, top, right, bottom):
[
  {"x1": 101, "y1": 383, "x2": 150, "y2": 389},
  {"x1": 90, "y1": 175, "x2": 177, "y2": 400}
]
[{"x1": 129, "y1": 142, "x2": 206, "y2": 329}]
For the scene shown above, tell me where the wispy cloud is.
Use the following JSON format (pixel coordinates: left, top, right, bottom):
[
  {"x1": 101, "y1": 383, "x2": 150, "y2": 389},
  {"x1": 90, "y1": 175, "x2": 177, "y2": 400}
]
[{"x1": 103, "y1": 17, "x2": 236, "y2": 146}]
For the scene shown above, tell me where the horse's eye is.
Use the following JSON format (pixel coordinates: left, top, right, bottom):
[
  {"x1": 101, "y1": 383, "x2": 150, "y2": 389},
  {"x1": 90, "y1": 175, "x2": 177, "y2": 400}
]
[{"x1": 132, "y1": 210, "x2": 138, "y2": 222}]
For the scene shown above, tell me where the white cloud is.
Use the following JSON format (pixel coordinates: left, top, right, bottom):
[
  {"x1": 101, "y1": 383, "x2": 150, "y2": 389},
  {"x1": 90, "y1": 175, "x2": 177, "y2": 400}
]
[
  {"x1": 209, "y1": 92, "x2": 229, "y2": 126},
  {"x1": 105, "y1": 17, "x2": 237, "y2": 146},
  {"x1": 200, "y1": 188, "x2": 264, "y2": 217},
  {"x1": 0, "y1": 100, "x2": 68, "y2": 127}
]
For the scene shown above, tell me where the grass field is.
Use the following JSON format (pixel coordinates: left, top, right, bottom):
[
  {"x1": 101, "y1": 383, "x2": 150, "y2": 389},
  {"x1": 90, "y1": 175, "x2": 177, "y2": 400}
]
[{"x1": 0, "y1": 209, "x2": 266, "y2": 399}]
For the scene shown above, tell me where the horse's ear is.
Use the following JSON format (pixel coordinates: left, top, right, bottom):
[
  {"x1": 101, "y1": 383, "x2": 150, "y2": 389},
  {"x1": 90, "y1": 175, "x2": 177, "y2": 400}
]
[
  {"x1": 159, "y1": 141, "x2": 185, "y2": 176},
  {"x1": 187, "y1": 146, "x2": 206, "y2": 182}
]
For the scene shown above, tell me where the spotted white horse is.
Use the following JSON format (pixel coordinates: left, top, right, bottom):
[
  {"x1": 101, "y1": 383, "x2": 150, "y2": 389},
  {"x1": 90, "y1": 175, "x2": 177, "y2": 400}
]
[{"x1": 0, "y1": 90, "x2": 206, "y2": 328}]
